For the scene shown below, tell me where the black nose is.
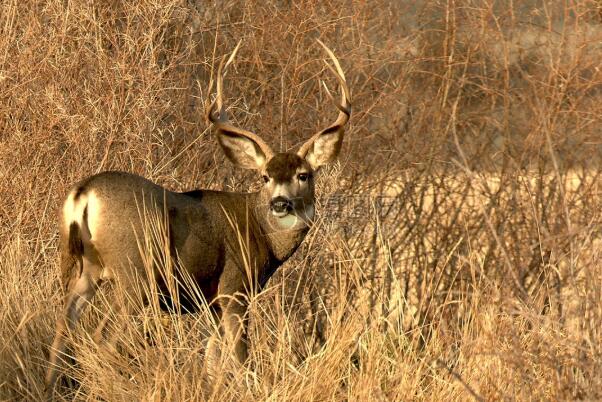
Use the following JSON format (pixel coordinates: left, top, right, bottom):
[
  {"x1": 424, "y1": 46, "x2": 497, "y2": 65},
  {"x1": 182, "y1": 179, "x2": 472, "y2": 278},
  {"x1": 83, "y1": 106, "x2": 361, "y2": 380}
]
[{"x1": 270, "y1": 196, "x2": 293, "y2": 213}]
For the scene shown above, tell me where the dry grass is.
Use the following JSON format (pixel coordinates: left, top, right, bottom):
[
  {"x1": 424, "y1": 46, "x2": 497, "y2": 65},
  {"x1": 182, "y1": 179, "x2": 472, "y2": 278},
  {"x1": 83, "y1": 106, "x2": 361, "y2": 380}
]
[{"x1": 1, "y1": 0, "x2": 601, "y2": 400}]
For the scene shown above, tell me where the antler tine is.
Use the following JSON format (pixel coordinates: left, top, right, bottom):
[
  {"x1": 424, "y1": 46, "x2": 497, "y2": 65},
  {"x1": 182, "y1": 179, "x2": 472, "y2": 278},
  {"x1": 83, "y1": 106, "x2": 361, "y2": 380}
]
[
  {"x1": 205, "y1": 61, "x2": 220, "y2": 124},
  {"x1": 215, "y1": 41, "x2": 242, "y2": 122},
  {"x1": 316, "y1": 39, "x2": 351, "y2": 127},
  {"x1": 207, "y1": 41, "x2": 242, "y2": 124}
]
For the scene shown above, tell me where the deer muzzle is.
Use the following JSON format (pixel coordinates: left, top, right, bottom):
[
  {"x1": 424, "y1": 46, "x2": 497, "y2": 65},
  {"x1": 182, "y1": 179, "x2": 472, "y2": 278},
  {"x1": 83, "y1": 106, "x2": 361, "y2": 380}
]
[{"x1": 270, "y1": 196, "x2": 293, "y2": 217}]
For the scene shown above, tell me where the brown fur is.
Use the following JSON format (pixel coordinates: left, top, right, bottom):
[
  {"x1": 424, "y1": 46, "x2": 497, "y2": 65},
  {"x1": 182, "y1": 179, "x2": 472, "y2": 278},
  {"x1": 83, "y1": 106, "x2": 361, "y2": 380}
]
[{"x1": 266, "y1": 153, "x2": 308, "y2": 182}]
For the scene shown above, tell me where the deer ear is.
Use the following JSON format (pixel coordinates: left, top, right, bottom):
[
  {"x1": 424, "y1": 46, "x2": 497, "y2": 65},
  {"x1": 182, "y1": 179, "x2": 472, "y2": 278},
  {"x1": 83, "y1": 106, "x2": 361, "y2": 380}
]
[
  {"x1": 216, "y1": 125, "x2": 273, "y2": 170},
  {"x1": 298, "y1": 126, "x2": 344, "y2": 170}
]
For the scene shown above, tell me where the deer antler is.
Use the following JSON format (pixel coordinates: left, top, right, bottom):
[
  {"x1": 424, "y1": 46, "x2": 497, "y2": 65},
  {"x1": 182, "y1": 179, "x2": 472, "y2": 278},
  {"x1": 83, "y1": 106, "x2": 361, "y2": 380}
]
[
  {"x1": 206, "y1": 42, "x2": 274, "y2": 161},
  {"x1": 297, "y1": 40, "x2": 352, "y2": 159}
]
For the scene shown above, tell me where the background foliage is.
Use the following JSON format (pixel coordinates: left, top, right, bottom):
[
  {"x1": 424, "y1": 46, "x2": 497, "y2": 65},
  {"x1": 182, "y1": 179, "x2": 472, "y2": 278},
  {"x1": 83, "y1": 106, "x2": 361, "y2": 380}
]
[{"x1": 0, "y1": 0, "x2": 600, "y2": 400}]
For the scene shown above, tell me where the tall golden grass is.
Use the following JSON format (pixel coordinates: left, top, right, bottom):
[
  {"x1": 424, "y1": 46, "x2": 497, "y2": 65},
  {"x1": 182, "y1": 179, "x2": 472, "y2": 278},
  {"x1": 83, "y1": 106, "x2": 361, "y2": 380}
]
[{"x1": 1, "y1": 0, "x2": 601, "y2": 400}]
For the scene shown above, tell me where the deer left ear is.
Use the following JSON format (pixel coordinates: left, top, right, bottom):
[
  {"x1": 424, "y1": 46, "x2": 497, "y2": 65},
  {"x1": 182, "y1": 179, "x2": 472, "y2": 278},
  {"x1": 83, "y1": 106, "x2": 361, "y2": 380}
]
[{"x1": 298, "y1": 126, "x2": 345, "y2": 170}]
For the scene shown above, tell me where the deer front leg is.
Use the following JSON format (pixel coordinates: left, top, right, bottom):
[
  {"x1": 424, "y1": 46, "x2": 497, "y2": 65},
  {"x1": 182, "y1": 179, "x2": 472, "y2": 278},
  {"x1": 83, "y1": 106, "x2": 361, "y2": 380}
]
[
  {"x1": 222, "y1": 293, "x2": 249, "y2": 363},
  {"x1": 204, "y1": 293, "x2": 249, "y2": 380},
  {"x1": 92, "y1": 294, "x2": 129, "y2": 351}
]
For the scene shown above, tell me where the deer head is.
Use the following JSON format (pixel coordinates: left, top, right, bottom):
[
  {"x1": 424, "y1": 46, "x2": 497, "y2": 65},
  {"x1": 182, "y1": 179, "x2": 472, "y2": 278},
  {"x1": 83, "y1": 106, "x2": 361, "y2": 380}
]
[{"x1": 206, "y1": 40, "x2": 351, "y2": 231}]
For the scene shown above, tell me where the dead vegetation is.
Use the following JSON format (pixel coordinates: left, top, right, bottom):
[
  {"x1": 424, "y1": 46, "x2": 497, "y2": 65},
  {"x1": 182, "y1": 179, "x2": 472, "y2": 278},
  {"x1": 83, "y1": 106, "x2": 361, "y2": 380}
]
[{"x1": 0, "y1": 0, "x2": 601, "y2": 400}]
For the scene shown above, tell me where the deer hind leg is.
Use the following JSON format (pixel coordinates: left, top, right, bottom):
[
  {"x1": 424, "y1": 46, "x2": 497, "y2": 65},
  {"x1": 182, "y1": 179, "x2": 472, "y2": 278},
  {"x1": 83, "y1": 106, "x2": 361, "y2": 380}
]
[{"x1": 46, "y1": 266, "x2": 100, "y2": 393}]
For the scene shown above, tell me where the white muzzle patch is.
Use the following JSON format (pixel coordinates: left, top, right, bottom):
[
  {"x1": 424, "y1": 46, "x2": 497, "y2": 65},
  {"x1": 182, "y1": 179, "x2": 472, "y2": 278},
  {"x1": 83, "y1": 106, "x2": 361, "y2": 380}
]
[{"x1": 273, "y1": 204, "x2": 315, "y2": 230}]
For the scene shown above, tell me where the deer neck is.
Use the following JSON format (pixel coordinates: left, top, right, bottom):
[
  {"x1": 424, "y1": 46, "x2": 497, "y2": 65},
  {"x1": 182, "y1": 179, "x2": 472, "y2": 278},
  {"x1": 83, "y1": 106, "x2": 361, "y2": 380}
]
[{"x1": 246, "y1": 192, "x2": 310, "y2": 263}]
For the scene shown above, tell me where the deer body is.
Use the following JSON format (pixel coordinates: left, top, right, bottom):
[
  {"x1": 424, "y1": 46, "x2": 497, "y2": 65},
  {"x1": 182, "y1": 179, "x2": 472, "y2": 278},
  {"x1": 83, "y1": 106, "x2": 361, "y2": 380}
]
[
  {"x1": 46, "y1": 41, "x2": 350, "y2": 393},
  {"x1": 60, "y1": 170, "x2": 306, "y2": 303}
]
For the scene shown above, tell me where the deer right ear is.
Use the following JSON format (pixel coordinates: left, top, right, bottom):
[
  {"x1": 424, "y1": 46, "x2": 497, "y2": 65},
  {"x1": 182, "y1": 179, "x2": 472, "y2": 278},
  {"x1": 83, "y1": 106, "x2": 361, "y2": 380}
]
[
  {"x1": 298, "y1": 126, "x2": 345, "y2": 170},
  {"x1": 216, "y1": 126, "x2": 273, "y2": 170}
]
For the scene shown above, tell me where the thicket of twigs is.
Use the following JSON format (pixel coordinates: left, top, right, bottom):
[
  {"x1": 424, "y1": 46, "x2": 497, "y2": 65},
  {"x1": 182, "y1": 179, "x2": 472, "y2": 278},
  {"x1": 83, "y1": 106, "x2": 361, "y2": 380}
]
[{"x1": 0, "y1": 0, "x2": 601, "y2": 400}]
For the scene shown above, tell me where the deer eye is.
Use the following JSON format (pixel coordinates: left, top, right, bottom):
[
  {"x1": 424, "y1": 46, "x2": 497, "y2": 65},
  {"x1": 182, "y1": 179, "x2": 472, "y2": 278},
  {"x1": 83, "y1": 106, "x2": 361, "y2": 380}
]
[
  {"x1": 298, "y1": 173, "x2": 309, "y2": 182},
  {"x1": 262, "y1": 175, "x2": 270, "y2": 183}
]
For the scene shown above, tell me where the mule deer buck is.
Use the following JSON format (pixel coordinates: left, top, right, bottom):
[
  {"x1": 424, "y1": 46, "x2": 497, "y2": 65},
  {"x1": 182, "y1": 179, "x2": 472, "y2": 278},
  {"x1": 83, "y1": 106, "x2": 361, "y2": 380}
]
[{"x1": 45, "y1": 40, "x2": 351, "y2": 392}]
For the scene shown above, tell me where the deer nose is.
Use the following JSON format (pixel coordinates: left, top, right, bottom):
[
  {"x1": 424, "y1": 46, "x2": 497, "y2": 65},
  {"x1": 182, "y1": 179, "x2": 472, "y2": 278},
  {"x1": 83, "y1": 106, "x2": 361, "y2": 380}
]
[{"x1": 270, "y1": 196, "x2": 293, "y2": 214}]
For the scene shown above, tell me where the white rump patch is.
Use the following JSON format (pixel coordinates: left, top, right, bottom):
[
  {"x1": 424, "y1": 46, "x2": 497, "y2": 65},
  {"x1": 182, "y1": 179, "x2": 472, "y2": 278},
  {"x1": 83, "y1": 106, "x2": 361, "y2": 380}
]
[
  {"x1": 85, "y1": 192, "x2": 100, "y2": 240},
  {"x1": 63, "y1": 191, "x2": 87, "y2": 228},
  {"x1": 62, "y1": 190, "x2": 100, "y2": 241}
]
